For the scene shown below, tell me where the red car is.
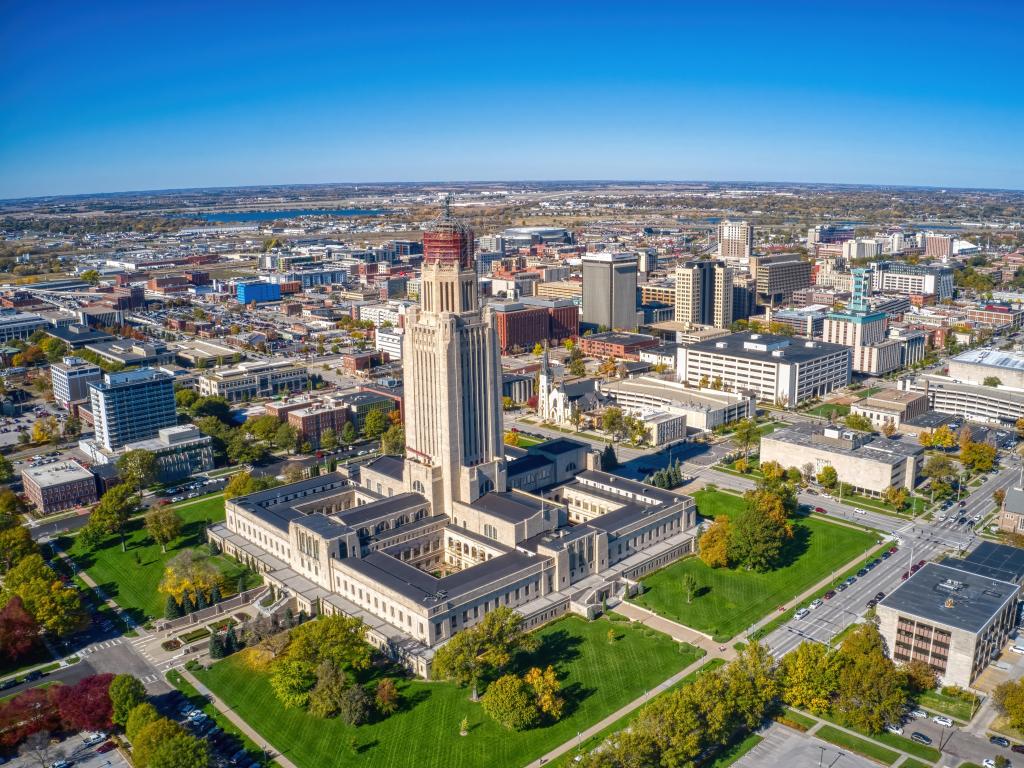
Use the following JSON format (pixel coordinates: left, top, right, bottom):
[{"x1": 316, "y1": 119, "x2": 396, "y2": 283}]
[
  {"x1": 888, "y1": 546, "x2": 898, "y2": 554},
  {"x1": 97, "y1": 742, "x2": 116, "y2": 754},
  {"x1": 917, "y1": 560, "x2": 926, "y2": 567},
  {"x1": 902, "y1": 571, "x2": 910, "y2": 580},
  {"x1": 824, "y1": 590, "x2": 836, "y2": 600},
  {"x1": 815, "y1": 507, "x2": 826, "y2": 514}
]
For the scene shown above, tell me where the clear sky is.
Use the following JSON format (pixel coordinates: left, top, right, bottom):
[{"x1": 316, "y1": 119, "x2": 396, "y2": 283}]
[{"x1": 1, "y1": 1, "x2": 1021, "y2": 199}]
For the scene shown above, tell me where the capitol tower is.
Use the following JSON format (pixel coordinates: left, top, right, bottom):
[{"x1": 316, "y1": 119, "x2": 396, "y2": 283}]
[{"x1": 402, "y1": 196, "x2": 506, "y2": 517}]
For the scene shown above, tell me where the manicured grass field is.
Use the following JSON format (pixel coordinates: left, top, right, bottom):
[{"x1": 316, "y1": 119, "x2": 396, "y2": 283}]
[
  {"x1": 919, "y1": 689, "x2": 977, "y2": 722},
  {"x1": 806, "y1": 403, "x2": 851, "y2": 418},
  {"x1": 631, "y1": 490, "x2": 876, "y2": 640},
  {"x1": 707, "y1": 733, "x2": 762, "y2": 767},
  {"x1": 196, "y1": 615, "x2": 703, "y2": 768},
  {"x1": 814, "y1": 725, "x2": 899, "y2": 765},
  {"x1": 65, "y1": 494, "x2": 260, "y2": 621}
]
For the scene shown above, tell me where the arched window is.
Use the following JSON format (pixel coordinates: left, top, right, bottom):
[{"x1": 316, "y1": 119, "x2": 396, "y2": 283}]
[
  {"x1": 413, "y1": 480, "x2": 425, "y2": 493},
  {"x1": 566, "y1": 462, "x2": 577, "y2": 472},
  {"x1": 483, "y1": 524, "x2": 498, "y2": 540}
]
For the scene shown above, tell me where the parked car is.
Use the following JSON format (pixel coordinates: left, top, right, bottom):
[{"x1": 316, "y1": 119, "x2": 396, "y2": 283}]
[
  {"x1": 909, "y1": 709, "x2": 928, "y2": 719},
  {"x1": 815, "y1": 507, "x2": 826, "y2": 514},
  {"x1": 857, "y1": 568, "x2": 868, "y2": 577},
  {"x1": 824, "y1": 590, "x2": 836, "y2": 600},
  {"x1": 836, "y1": 583, "x2": 847, "y2": 592},
  {"x1": 866, "y1": 599, "x2": 877, "y2": 608},
  {"x1": 1010, "y1": 644, "x2": 1024, "y2": 655},
  {"x1": 97, "y1": 742, "x2": 117, "y2": 754},
  {"x1": 1012, "y1": 744, "x2": 1024, "y2": 754},
  {"x1": 795, "y1": 608, "x2": 809, "y2": 620},
  {"x1": 991, "y1": 736, "x2": 1011, "y2": 748},
  {"x1": 885, "y1": 724, "x2": 904, "y2": 735},
  {"x1": 875, "y1": 591, "x2": 885, "y2": 601},
  {"x1": 910, "y1": 732, "x2": 932, "y2": 745},
  {"x1": 902, "y1": 571, "x2": 910, "y2": 580},
  {"x1": 932, "y1": 715, "x2": 954, "y2": 727},
  {"x1": 809, "y1": 599, "x2": 823, "y2": 609}
]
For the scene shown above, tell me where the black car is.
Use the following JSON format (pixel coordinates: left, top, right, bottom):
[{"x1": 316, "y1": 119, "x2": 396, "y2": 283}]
[
  {"x1": 25, "y1": 670, "x2": 43, "y2": 682},
  {"x1": 866, "y1": 599, "x2": 877, "y2": 608},
  {"x1": 857, "y1": 569, "x2": 868, "y2": 577},
  {"x1": 0, "y1": 678, "x2": 16, "y2": 690},
  {"x1": 1013, "y1": 744, "x2": 1024, "y2": 754},
  {"x1": 991, "y1": 735, "x2": 1011, "y2": 747},
  {"x1": 875, "y1": 591, "x2": 885, "y2": 601},
  {"x1": 911, "y1": 732, "x2": 932, "y2": 745}
]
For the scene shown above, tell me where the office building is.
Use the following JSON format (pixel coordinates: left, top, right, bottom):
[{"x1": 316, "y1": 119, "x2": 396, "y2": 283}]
[
  {"x1": 579, "y1": 331, "x2": 659, "y2": 360},
  {"x1": 89, "y1": 368, "x2": 177, "y2": 452},
  {"x1": 948, "y1": 348, "x2": 1024, "y2": 390},
  {"x1": 375, "y1": 327, "x2": 404, "y2": 360},
  {"x1": 119, "y1": 425, "x2": 214, "y2": 484},
  {"x1": 197, "y1": 360, "x2": 309, "y2": 402},
  {"x1": 717, "y1": 220, "x2": 753, "y2": 263},
  {"x1": 84, "y1": 340, "x2": 175, "y2": 368},
  {"x1": 490, "y1": 298, "x2": 578, "y2": 354},
  {"x1": 760, "y1": 423, "x2": 923, "y2": 495},
  {"x1": 50, "y1": 356, "x2": 103, "y2": 409},
  {"x1": 673, "y1": 260, "x2": 732, "y2": 330},
  {"x1": 677, "y1": 332, "x2": 850, "y2": 408},
  {"x1": 872, "y1": 262, "x2": 955, "y2": 301},
  {"x1": 598, "y1": 376, "x2": 756, "y2": 432},
  {"x1": 877, "y1": 563, "x2": 1019, "y2": 687},
  {"x1": 898, "y1": 374, "x2": 1024, "y2": 425},
  {"x1": 582, "y1": 252, "x2": 638, "y2": 331},
  {"x1": 751, "y1": 255, "x2": 812, "y2": 307},
  {"x1": 807, "y1": 225, "x2": 855, "y2": 246},
  {"x1": 849, "y1": 389, "x2": 930, "y2": 430},
  {"x1": 766, "y1": 305, "x2": 828, "y2": 338},
  {"x1": 823, "y1": 268, "x2": 902, "y2": 375},
  {"x1": 21, "y1": 460, "x2": 98, "y2": 516},
  {"x1": 0, "y1": 309, "x2": 46, "y2": 342},
  {"x1": 924, "y1": 233, "x2": 955, "y2": 261},
  {"x1": 208, "y1": 201, "x2": 700, "y2": 678},
  {"x1": 237, "y1": 281, "x2": 282, "y2": 304},
  {"x1": 288, "y1": 402, "x2": 350, "y2": 449}
]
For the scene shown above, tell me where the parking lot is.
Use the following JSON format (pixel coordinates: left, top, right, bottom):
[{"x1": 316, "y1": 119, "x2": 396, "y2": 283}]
[
  {"x1": 2, "y1": 730, "x2": 130, "y2": 768},
  {"x1": 735, "y1": 724, "x2": 876, "y2": 768}
]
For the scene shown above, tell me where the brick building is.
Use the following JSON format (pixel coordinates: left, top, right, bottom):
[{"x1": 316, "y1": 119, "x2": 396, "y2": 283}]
[
  {"x1": 22, "y1": 460, "x2": 98, "y2": 515},
  {"x1": 579, "y1": 331, "x2": 659, "y2": 360}
]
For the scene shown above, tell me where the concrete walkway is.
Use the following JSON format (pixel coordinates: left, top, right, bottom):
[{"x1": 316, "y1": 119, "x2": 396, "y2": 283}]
[{"x1": 179, "y1": 667, "x2": 298, "y2": 768}]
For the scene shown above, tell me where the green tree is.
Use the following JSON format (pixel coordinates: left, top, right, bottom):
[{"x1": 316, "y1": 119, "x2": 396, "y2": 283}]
[
  {"x1": 375, "y1": 677, "x2": 400, "y2": 716},
  {"x1": 306, "y1": 661, "x2": 349, "y2": 718},
  {"x1": 994, "y1": 679, "x2": 1024, "y2": 731},
  {"x1": 337, "y1": 684, "x2": 372, "y2": 726},
  {"x1": 481, "y1": 674, "x2": 540, "y2": 731},
  {"x1": 1, "y1": 553, "x2": 83, "y2": 636},
  {"x1": 599, "y1": 444, "x2": 618, "y2": 471},
  {"x1": 86, "y1": 484, "x2": 139, "y2": 551},
  {"x1": 362, "y1": 409, "x2": 388, "y2": 440},
  {"x1": 524, "y1": 665, "x2": 564, "y2": 721},
  {"x1": 984, "y1": 376, "x2": 1002, "y2": 387},
  {"x1": 109, "y1": 674, "x2": 148, "y2": 726},
  {"x1": 833, "y1": 624, "x2": 908, "y2": 733},
  {"x1": 81, "y1": 269, "x2": 101, "y2": 284},
  {"x1": 0, "y1": 453, "x2": 14, "y2": 483},
  {"x1": 729, "y1": 506, "x2": 788, "y2": 571},
  {"x1": 844, "y1": 413, "x2": 874, "y2": 432},
  {"x1": 816, "y1": 465, "x2": 838, "y2": 489},
  {"x1": 0, "y1": 524, "x2": 38, "y2": 573},
  {"x1": 175, "y1": 389, "x2": 199, "y2": 410},
  {"x1": 601, "y1": 407, "x2": 624, "y2": 439},
  {"x1": 680, "y1": 573, "x2": 699, "y2": 604},
  {"x1": 125, "y1": 702, "x2": 162, "y2": 743},
  {"x1": 433, "y1": 606, "x2": 536, "y2": 699},
  {"x1": 779, "y1": 641, "x2": 839, "y2": 715},
  {"x1": 731, "y1": 418, "x2": 761, "y2": 458},
  {"x1": 319, "y1": 427, "x2": 338, "y2": 451},
  {"x1": 380, "y1": 424, "x2": 405, "y2": 456},
  {"x1": 275, "y1": 423, "x2": 299, "y2": 453},
  {"x1": 285, "y1": 614, "x2": 372, "y2": 672},
  {"x1": 190, "y1": 395, "x2": 232, "y2": 423},
  {"x1": 568, "y1": 357, "x2": 586, "y2": 377},
  {"x1": 341, "y1": 421, "x2": 357, "y2": 445},
  {"x1": 269, "y1": 657, "x2": 318, "y2": 709},
  {"x1": 145, "y1": 507, "x2": 182, "y2": 553},
  {"x1": 223, "y1": 471, "x2": 281, "y2": 500},
  {"x1": 725, "y1": 641, "x2": 778, "y2": 729}
]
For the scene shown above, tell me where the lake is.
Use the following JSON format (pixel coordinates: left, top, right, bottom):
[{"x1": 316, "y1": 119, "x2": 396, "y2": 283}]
[{"x1": 177, "y1": 208, "x2": 392, "y2": 222}]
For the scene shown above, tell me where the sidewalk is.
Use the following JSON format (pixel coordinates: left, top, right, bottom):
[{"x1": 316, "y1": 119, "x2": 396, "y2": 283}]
[{"x1": 180, "y1": 667, "x2": 298, "y2": 768}]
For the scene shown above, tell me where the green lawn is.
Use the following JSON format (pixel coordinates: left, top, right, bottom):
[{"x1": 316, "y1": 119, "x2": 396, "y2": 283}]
[
  {"x1": 781, "y1": 708, "x2": 816, "y2": 729},
  {"x1": 631, "y1": 490, "x2": 876, "y2": 640},
  {"x1": 897, "y1": 759, "x2": 932, "y2": 768},
  {"x1": 196, "y1": 615, "x2": 703, "y2": 768},
  {"x1": 919, "y1": 689, "x2": 977, "y2": 722},
  {"x1": 805, "y1": 403, "x2": 851, "y2": 418},
  {"x1": 64, "y1": 494, "x2": 260, "y2": 622},
  {"x1": 814, "y1": 725, "x2": 899, "y2": 765}
]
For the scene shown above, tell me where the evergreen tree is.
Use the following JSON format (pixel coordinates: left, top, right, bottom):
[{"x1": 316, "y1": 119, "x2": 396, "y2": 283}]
[
  {"x1": 180, "y1": 590, "x2": 194, "y2": 614},
  {"x1": 209, "y1": 585, "x2": 222, "y2": 604},
  {"x1": 225, "y1": 626, "x2": 239, "y2": 654},
  {"x1": 237, "y1": 575, "x2": 246, "y2": 595},
  {"x1": 164, "y1": 595, "x2": 182, "y2": 620},
  {"x1": 195, "y1": 590, "x2": 208, "y2": 611},
  {"x1": 208, "y1": 633, "x2": 224, "y2": 659},
  {"x1": 285, "y1": 607, "x2": 295, "y2": 627}
]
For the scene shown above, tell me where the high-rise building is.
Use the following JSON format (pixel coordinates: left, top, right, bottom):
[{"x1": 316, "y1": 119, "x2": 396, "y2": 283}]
[
  {"x1": 674, "y1": 260, "x2": 733, "y2": 329},
  {"x1": 716, "y1": 220, "x2": 753, "y2": 263},
  {"x1": 823, "y1": 268, "x2": 901, "y2": 375},
  {"x1": 581, "y1": 252, "x2": 638, "y2": 331},
  {"x1": 89, "y1": 368, "x2": 177, "y2": 452},
  {"x1": 50, "y1": 356, "x2": 103, "y2": 409},
  {"x1": 924, "y1": 233, "x2": 955, "y2": 261},
  {"x1": 403, "y1": 197, "x2": 507, "y2": 515},
  {"x1": 751, "y1": 255, "x2": 812, "y2": 307}
]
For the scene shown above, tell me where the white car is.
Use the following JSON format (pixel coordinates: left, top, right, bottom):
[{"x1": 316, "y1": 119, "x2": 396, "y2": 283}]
[
  {"x1": 884, "y1": 724, "x2": 904, "y2": 735},
  {"x1": 1010, "y1": 644, "x2": 1024, "y2": 655},
  {"x1": 909, "y1": 709, "x2": 928, "y2": 719},
  {"x1": 854, "y1": 507, "x2": 867, "y2": 515},
  {"x1": 932, "y1": 714, "x2": 954, "y2": 727},
  {"x1": 809, "y1": 599, "x2": 823, "y2": 610},
  {"x1": 983, "y1": 760, "x2": 998, "y2": 768},
  {"x1": 82, "y1": 731, "x2": 107, "y2": 746},
  {"x1": 795, "y1": 608, "x2": 809, "y2": 619}
]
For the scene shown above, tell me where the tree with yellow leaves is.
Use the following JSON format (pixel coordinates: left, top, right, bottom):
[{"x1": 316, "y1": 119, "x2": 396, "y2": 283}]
[
  {"x1": 158, "y1": 549, "x2": 224, "y2": 603},
  {"x1": 524, "y1": 665, "x2": 564, "y2": 721},
  {"x1": 698, "y1": 516, "x2": 732, "y2": 568}
]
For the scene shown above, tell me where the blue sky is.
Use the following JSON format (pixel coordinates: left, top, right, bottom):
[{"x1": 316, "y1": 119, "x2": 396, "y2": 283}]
[{"x1": 1, "y1": 1, "x2": 1021, "y2": 198}]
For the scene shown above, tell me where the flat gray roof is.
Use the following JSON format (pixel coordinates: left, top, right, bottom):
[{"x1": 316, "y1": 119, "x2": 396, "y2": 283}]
[
  {"x1": 878, "y1": 562, "x2": 1019, "y2": 633},
  {"x1": 686, "y1": 331, "x2": 850, "y2": 364}
]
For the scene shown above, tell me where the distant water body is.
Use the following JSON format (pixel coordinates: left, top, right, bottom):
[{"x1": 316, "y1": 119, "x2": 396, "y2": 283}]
[{"x1": 178, "y1": 208, "x2": 391, "y2": 222}]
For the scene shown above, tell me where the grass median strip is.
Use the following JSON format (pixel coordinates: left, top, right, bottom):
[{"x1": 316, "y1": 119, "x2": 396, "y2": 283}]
[{"x1": 814, "y1": 725, "x2": 900, "y2": 765}]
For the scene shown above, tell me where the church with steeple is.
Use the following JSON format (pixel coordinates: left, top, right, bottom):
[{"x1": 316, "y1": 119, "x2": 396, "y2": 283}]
[{"x1": 210, "y1": 198, "x2": 699, "y2": 678}]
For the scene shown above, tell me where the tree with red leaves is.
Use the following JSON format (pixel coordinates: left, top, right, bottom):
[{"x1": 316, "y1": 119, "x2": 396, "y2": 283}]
[
  {"x1": 0, "y1": 687, "x2": 61, "y2": 748},
  {"x1": 54, "y1": 673, "x2": 115, "y2": 732},
  {"x1": 0, "y1": 596, "x2": 39, "y2": 663}
]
